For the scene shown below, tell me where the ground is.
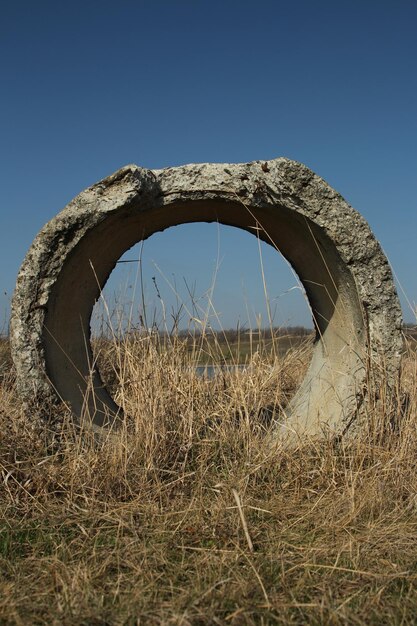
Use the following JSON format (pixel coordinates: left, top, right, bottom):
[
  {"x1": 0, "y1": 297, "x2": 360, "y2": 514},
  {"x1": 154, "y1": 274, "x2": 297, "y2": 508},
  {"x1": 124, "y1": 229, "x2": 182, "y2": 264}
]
[{"x1": 1, "y1": 330, "x2": 417, "y2": 625}]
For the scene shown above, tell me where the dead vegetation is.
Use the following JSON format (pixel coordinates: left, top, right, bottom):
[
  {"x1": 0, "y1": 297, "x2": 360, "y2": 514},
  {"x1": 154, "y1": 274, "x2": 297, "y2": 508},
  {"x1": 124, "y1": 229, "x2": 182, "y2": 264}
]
[{"x1": 1, "y1": 331, "x2": 417, "y2": 625}]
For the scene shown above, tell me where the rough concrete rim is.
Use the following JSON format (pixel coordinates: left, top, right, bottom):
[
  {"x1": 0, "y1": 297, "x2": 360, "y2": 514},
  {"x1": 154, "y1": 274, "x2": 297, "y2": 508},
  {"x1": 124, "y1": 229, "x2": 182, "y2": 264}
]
[{"x1": 10, "y1": 158, "x2": 403, "y2": 437}]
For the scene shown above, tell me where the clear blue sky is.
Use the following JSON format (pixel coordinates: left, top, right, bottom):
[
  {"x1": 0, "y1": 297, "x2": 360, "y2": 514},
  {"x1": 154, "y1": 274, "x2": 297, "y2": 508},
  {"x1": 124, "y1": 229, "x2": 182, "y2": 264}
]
[{"x1": 1, "y1": 0, "x2": 416, "y2": 331}]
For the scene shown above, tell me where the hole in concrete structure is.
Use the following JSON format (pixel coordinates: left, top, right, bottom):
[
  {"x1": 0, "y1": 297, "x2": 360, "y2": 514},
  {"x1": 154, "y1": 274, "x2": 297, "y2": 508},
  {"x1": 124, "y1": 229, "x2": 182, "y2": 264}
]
[{"x1": 90, "y1": 223, "x2": 315, "y2": 426}]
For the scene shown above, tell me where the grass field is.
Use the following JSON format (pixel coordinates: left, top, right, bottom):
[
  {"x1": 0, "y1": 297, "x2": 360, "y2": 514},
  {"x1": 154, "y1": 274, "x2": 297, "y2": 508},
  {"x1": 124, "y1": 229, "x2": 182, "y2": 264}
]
[{"x1": 1, "y1": 329, "x2": 417, "y2": 624}]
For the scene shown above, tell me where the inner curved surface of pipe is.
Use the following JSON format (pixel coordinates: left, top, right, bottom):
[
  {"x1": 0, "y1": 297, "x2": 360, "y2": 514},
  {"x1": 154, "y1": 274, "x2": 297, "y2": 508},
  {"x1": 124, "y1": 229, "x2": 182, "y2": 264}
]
[{"x1": 43, "y1": 198, "x2": 365, "y2": 434}]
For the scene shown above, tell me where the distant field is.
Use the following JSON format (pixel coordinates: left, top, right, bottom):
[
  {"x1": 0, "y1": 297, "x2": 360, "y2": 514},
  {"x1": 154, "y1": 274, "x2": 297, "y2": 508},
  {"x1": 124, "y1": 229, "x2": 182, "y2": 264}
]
[
  {"x1": 2, "y1": 325, "x2": 417, "y2": 376},
  {"x1": 184, "y1": 332, "x2": 314, "y2": 365},
  {"x1": 2, "y1": 326, "x2": 416, "y2": 374}
]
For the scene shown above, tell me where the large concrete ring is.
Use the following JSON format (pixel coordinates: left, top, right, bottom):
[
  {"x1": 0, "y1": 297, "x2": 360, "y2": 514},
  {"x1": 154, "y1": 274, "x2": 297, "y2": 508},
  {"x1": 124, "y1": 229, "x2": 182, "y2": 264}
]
[{"x1": 10, "y1": 159, "x2": 403, "y2": 436}]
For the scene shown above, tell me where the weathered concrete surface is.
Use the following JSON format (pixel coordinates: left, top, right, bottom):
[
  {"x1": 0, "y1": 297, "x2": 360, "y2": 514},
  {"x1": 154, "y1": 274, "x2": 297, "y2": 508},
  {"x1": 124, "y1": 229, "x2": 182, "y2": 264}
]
[{"x1": 10, "y1": 159, "x2": 403, "y2": 436}]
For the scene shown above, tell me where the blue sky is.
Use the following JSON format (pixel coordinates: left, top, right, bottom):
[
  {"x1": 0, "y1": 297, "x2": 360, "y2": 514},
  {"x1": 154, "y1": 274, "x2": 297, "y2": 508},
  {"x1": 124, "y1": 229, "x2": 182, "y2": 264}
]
[{"x1": 1, "y1": 0, "x2": 416, "y2": 331}]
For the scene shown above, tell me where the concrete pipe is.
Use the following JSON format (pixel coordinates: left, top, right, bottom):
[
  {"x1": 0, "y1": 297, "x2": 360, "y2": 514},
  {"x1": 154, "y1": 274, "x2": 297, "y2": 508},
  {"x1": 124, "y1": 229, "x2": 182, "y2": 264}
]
[{"x1": 10, "y1": 159, "x2": 403, "y2": 436}]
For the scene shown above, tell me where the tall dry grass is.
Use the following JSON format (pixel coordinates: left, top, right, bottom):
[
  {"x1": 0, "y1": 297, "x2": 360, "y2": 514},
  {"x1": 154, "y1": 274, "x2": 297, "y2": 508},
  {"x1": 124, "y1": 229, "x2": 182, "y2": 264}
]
[{"x1": 1, "y1": 328, "x2": 417, "y2": 625}]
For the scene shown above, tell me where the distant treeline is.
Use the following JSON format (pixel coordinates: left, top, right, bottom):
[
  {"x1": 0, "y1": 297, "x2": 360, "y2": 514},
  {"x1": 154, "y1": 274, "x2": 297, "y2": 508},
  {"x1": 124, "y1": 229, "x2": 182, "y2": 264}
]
[
  {"x1": 158, "y1": 326, "x2": 314, "y2": 342},
  {"x1": 142, "y1": 323, "x2": 417, "y2": 344},
  {"x1": 2, "y1": 324, "x2": 417, "y2": 343}
]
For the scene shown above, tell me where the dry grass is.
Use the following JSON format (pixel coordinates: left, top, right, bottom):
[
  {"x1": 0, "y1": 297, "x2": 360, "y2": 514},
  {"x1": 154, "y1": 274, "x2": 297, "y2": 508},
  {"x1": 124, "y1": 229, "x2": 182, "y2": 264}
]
[{"x1": 1, "y1": 331, "x2": 417, "y2": 625}]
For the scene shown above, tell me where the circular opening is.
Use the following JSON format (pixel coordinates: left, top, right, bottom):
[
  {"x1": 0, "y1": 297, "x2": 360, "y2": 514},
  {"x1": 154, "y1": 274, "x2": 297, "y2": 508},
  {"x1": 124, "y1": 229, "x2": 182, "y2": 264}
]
[{"x1": 91, "y1": 223, "x2": 315, "y2": 425}]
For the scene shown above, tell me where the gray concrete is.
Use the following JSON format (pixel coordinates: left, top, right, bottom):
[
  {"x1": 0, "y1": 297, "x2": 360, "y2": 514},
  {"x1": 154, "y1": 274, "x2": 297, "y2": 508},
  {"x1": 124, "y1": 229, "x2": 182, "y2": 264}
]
[{"x1": 10, "y1": 159, "x2": 403, "y2": 436}]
